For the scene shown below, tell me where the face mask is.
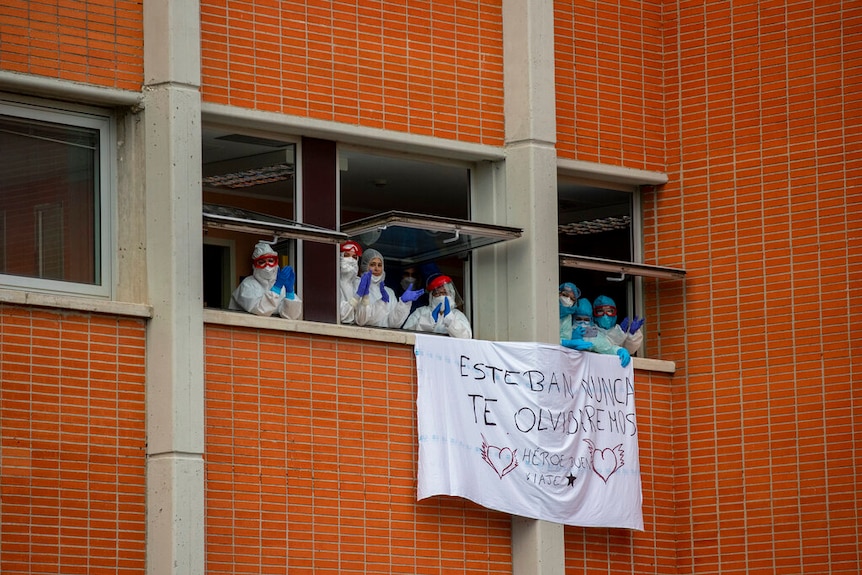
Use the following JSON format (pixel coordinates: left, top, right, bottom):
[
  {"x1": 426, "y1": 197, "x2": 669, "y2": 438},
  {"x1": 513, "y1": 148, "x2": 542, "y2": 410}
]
[
  {"x1": 430, "y1": 294, "x2": 452, "y2": 311},
  {"x1": 341, "y1": 257, "x2": 358, "y2": 275},
  {"x1": 254, "y1": 265, "x2": 277, "y2": 288},
  {"x1": 401, "y1": 277, "x2": 417, "y2": 291},
  {"x1": 370, "y1": 272, "x2": 384, "y2": 284},
  {"x1": 560, "y1": 295, "x2": 574, "y2": 307},
  {"x1": 596, "y1": 315, "x2": 616, "y2": 330}
]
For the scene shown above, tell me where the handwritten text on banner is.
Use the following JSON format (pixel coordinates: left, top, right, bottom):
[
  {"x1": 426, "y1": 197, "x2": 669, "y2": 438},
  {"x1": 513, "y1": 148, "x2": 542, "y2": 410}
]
[{"x1": 415, "y1": 334, "x2": 643, "y2": 530}]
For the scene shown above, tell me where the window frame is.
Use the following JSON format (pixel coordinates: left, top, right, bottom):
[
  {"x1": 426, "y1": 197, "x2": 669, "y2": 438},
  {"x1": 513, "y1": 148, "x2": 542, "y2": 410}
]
[
  {"x1": 0, "y1": 98, "x2": 114, "y2": 298},
  {"x1": 557, "y1": 165, "x2": 684, "y2": 357}
]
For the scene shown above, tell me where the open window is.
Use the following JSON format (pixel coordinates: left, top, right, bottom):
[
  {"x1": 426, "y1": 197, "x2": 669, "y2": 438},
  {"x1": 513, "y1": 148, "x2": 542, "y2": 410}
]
[
  {"x1": 0, "y1": 98, "x2": 113, "y2": 298},
  {"x1": 340, "y1": 148, "x2": 521, "y2": 319},
  {"x1": 200, "y1": 130, "x2": 521, "y2": 325},
  {"x1": 558, "y1": 177, "x2": 685, "y2": 354},
  {"x1": 201, "y1": 129, "x2": 345, "y2": 309}
]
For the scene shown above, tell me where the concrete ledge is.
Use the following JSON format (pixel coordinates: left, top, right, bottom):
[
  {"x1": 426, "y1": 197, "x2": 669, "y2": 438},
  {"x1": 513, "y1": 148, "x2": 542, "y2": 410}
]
[
  {"x1": 202, "y1": 102, "x2": 506, "y2": 163},
  {"x1": 204, "y1": 308, "x2": 676, "y2": 373},
  {"x1": 632, "y1": 356, "x2": 676, "y2": 374},
  {"x1": 0, "y1": 288, "x2": 152, "y2": 318},
  {"x1": 557, "y1": 157, "x2": 668, "y2": 186},
  {"x1": 0, "y1": 71, "x2": 142, "y2": 107},
  {"x1": 203, "y1": 308, "x2": 418, "y2": 345}
]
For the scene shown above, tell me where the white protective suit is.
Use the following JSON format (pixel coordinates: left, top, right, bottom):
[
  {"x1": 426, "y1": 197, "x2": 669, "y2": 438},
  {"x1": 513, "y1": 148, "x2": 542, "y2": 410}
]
[
  {"x1": 351, "y1": 249, "x2": 412, "y2": 328},
  {"x1": 402, "y1": 277, "x2": 472, "y2": 339},
  {"x1": 228, "y1": 242, "x2": 303, "y2": 320},
  {"x1": 339, "y1": 251, "x2": 361, "y2": 324},
  {"x1": 604, "y1": 323, "x2": 643, "y2": 355}
]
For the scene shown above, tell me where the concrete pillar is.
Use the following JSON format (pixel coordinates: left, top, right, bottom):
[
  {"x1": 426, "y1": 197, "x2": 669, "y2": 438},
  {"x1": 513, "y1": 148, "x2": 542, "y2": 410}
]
[
  {"x1": 143, "y1": 1, "x2": 205, "y2": 575},
  {"x1": 501, "y1": 1, "x2": 566, "y2": 574}
]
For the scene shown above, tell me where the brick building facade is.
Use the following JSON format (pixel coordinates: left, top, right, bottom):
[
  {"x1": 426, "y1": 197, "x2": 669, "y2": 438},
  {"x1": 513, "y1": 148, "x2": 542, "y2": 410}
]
[{"x1": 1, "y1": 1, "x2": 859, "y2": 574}]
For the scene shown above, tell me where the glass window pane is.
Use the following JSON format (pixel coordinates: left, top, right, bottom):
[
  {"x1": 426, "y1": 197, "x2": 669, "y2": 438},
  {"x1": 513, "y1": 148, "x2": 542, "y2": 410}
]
[
  {"x1": 558, "y1": 181, "x2": 635, "y2": 316},
  {"x1": 340, "y1": 149, "x2": 473, "y2": 300},
  {"x1": 0, "y1": 114, "x2": 100, "y2": 284},
  {"x1": 201, "y1": 129, "x2": 298, "y2": 309}
]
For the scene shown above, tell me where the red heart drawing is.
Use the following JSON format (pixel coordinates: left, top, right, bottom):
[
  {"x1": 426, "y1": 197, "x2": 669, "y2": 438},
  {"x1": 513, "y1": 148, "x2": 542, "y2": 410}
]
[
  {"x1": 592, "y1": 447, "x2": 620, "y2": 483},
  {"x1": 481, "y1": 438, "x2": 518, "y2": 479}
]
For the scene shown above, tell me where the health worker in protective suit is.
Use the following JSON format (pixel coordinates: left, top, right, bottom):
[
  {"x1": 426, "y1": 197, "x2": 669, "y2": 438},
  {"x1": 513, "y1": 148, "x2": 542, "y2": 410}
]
[
  {"x1": 572, "y1": 298, "x2": 630, "y2": 367},
  {"x1": 593, "y1": 294, "x2": 644, "y2": 356},
  {"x1": 350, "y1": 248, "x2": 422, "y2": 328},
  {"x1": 398, "y1": 265, "x2": 426, "y2": 313},
  {"x1": 402, "y1": 274, "x2": 472, "y2": 338},
  {"x1": 229, "y1": 241, "x2": 303, "y2": 320},
  {"x1": 338, "y1": 240, "x2": 363, "y2": 324},
  {"x1": 559, "y1": 282, "x2": 592, "y2": 351}
]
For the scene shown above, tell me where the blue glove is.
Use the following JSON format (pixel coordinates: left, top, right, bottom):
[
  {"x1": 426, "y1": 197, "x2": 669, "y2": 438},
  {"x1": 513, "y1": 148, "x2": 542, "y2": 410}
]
[
  {"x1": 629, "y1": 316, "x2": 645, "y2": 333},
  {"x1": 562, "y1": 338, "x2": 593, "y2": 351},
  {"x1": 275, "y1": 266, "x2": 295, "y2": 299},
  {"x1": 432, "y1": 302, "x2": 442, "y2": 322},
  {"x1": 620, "y1": 317, "x2": 631, "y2": 333},
  {"x1": 443, "y1": 297, "x2": 451, "y2": 317},
  {"x1": 271, "y1": 271, "x2": 285, "y2": 293},
  {"x1": 379, "y1": 281, "x2": 389, "y2": 303},
  {"x1": 400, "y1": 284, "x2": 424, "y2": 303},
  {"x1": 616, "y1": 348, "x2": 631, "y2": 367},
  {"x1": 356, "y1": 271, "x2": 371, "y2": 298},
  {"x1": 572, "y1": 324, "x2": 587, "y2": 339},
  {"x1": 559, "y1": 300, "x2": 577, "y2": 319}
]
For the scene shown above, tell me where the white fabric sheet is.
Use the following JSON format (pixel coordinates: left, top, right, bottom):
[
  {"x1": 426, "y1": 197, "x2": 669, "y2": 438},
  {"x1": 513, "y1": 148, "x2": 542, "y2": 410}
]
[{"x1": 415, "y1": 334, "x2": 643, "y2": 530}]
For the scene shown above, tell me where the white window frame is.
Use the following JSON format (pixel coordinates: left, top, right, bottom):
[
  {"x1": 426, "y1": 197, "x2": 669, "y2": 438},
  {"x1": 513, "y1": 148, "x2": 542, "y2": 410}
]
[{"x1": 0, "y1": 98, "x2": 114, "y2": 298}]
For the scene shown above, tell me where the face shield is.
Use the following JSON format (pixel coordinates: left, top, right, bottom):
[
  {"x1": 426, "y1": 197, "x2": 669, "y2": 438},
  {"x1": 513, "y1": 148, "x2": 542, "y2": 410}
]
[{"x1": 427, "y1": 274, "x2": 463, "y2": 309}]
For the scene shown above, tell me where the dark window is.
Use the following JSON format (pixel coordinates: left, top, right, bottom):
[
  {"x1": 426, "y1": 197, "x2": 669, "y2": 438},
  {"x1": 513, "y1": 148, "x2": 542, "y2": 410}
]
[{"x1": 0, "y1": 103, "x2": 109, "y2": 295}]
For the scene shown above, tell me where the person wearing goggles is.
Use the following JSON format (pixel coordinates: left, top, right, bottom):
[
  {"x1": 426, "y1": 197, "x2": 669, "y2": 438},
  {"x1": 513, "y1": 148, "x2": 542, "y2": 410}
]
[
  {"x1": 562, "y1": 297, "x2": 630, "y2": 367},
  {"x1": 593, "y1": 294, "x2": 644, "y2": 356},
  {"x1": 401, "y1": 274, "x2": 472, "y2": 338},
  {"x1": 228, "y1": 241, "x2": 303, "y2": 320}
]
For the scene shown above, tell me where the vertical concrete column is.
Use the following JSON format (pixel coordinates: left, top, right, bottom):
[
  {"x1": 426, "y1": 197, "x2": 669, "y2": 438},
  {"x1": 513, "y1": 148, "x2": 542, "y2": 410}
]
[
  {"x1": 143, "y1": 2, "x2": 205, "y2": 575},
  {"x1": 501, "y1": 0, "x2": 560, "y2": 345},
  {"x1": 501, "y1": 1, "x2": 565, "y2": 574}
]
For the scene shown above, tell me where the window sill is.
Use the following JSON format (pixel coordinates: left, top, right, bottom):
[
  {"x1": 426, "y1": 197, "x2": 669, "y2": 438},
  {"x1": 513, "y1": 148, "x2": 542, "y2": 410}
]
[
  {"x1": 203, "y1": 309, "x2": 676, "y2": 373},
  {"x1": 0, "y1": 288, "x2": 152, "y2": 318},
  {"x1": 631, "y1": 356, "x2": 675, "y2": 374},
  {"x1": 203, "y1": 308, "x2": 418, "y2": 346}
]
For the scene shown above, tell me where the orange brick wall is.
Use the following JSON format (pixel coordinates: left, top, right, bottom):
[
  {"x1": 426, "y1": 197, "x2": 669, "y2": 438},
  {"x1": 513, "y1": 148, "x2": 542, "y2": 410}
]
[
  {"x1": 554, "y1": 0, "x2": 666, "y2": 170},
  {"x1": 0, "y1": 305, "x2": 147, "y2": 575},
  {"x1": 205, "y1": 326, "x2": 514, "y2": 574},
  {"x1": 205, "y1": 325, "x2": 675, "y2": 574},
  {"x1": 0, "y1": 1, "x2": 143, "y2": 90},
  {"x1": 200, "y1": 0, "x2": 505, "y2": 145},
  {"x1": 651, "y1": 1, "x2": 862, "y2": 573},
  {"x1": 563, "y1": 369, "x2": 675, "y2": 574}
]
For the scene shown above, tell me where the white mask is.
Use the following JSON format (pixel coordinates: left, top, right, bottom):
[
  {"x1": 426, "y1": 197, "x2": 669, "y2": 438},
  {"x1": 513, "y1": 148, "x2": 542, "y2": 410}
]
[
  {"x1": 430, "y1": 294, "x2": 452, "y2": 312},
  {"x1": 253, "y1": 265, "x2": 277, "y2": 289},
  {"x1": 560, "y1": 295, "x2": 574, "y2": 307},
  {"x1": 401, "y1": 277, "x2": 417, "y2": 291},
  {"x1": 341, "y1": 257, "x2": 358, "y2": 275},
  {"x1": 370, "y1": 272, "x2": 384, "y2": 284}
]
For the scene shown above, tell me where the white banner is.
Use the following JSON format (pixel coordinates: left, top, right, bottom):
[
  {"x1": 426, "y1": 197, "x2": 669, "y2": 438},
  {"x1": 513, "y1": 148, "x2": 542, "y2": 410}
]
[{"x1": 415, "y1": 334, "x2": 643, "y2": 530}]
